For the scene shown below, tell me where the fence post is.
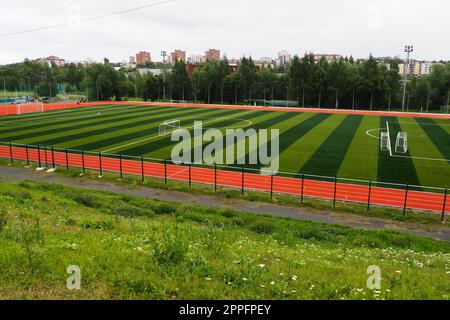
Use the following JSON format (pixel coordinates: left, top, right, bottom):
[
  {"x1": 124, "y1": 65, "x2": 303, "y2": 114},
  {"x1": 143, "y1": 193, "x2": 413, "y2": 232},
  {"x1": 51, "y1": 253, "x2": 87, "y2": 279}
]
[
  {"x1": 37, "y1": 145, "x2": 41, "y2": 168},
  {"x1": 9, "y1": 142, "x2": 13, "y2": 163},
  {"x1": 214, "y1": 164, "x2": 217, "y2": 193},
  {"x1": 367, "y1": 180, "x2": 372, "y2": 212},
  {"x1": 301, "y1": 173, "x2": 305, "y2": 204},
  {"x1": 270, "y1": 174, "x2": 274, "y2": 199},
  {"x1": 51, "y1": 146, "x2": 55, "y2": 168},
  {"x1": 164, "y1": 159, "x2": 167, "y2": 184},
  {"x1": 333, "y1": 176, "x2": 338, "y2": 207},
  {"x1": 403, "y1": 184, "x2": 409, "y2": 215},
  {"x1": 119, "y1": 153, "x2": 123, "y2": 180},
  {"x1": 442, "y1": 188, "x2": 448, "y2": 222},
  {"x1": 141, "y1": 156, "x2": 144, "y2": 182},
  {"x1": 44, "y1": 145, "x2": 48, "y2": 167},
  {"x1": 99, "y1": 152, "x2": 103, "y2": 177},
  {"x1": 25, "y1": 144, "x2": 29, "y2": 167},
  {"x1": 81, "y1": 150, "x2": 85, "y2": 174},
  {"x1": 241, "y1": 167, "x2": 245, "y2": 195},
  {"x1": 65, "y1": 148, "x2": 69, "y2": 171},
  {"x1": 189, "y1": 164, "x2": 192, "y2": 189}
]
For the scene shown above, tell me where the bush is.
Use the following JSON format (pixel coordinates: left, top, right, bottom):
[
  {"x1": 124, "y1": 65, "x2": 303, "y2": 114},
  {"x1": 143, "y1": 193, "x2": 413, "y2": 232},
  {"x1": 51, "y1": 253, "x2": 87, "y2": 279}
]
[
  {"x1": 1, "y1": 190, "x2": 32, "y2": 203},
  {"x1": 78, "y1": 219, "x2": 114, "y2": 230},
  {"x1": 153, "y1": 203, "x2": 178, "y2": 215},
  {"x1": 111, "y1": 203, "x2": 154, "y2": 218},
  {"x1": 71, "y1": 193, "x2": 100, "y2": 208},
  {"x1": 0, "y1": 208, "x2": 7, "y2": 231},
  {"x1": 153, "y1": 228, "x2": 189, "y2": 266},
  {"x1": 250, "y1": 221, "x2": 276, "y2": 234}
]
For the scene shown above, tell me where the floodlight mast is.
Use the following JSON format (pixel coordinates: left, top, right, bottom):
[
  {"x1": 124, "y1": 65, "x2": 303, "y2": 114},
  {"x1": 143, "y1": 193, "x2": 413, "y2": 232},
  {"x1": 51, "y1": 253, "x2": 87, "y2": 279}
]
[
  {"x1": 161, "y1": 51, "x2": 167, "y2": 101},
  {"x1": 402, "y1": 45, "x2": 414, "y2": 111}
]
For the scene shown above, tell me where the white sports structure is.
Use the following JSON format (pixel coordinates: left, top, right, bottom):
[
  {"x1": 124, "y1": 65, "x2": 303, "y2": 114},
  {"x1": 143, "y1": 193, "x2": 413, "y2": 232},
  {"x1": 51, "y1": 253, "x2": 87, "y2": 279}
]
[
  {"x1": 16, "y1": 103, "x2": 44, "y2": 115},
  {"x1": 159, "y1": 119, "x2": 181, "y2": 136},
  {"x1": 395, "y1": 132, "x2": 408, "y2": 154},
  {"x1": 380, "y1": 132, "x2": 391, "y2": 152}
]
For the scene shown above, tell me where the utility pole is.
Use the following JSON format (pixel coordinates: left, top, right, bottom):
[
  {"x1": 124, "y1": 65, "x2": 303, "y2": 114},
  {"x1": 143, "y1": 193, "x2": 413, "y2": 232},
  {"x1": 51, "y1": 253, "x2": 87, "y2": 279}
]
[{"x1": 402, "y1": 45, "x2": 414, "y2": 111}]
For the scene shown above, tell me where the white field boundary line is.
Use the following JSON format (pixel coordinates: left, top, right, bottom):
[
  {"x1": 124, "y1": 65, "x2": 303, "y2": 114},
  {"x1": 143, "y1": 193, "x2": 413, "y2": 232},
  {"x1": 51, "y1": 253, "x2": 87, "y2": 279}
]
[
  {"x1": 102, "y1": 116, "x2": 254, "y2": 153},
  {"x1": 386, "y1": 121, "x2": 393, "y2": 156}
]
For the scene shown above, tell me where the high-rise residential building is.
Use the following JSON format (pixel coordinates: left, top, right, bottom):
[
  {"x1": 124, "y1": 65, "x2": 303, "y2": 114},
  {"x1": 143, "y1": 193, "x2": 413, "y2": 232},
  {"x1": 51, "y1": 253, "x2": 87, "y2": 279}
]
[
  {"x1": 277, "y1": 51, "x2": 291, "y2": 67},
  {"x1": 205, "y1": 49, "x2": 221, "y2": 61},
  {"x1": 129, "y1": 56, "x2": 136, "y2": 64},
  {"x1": 399, "y1": 60, "x2": 435, "y2": 76},
  {"x1": 170, "y1": 50, "x2": 186, "y2": 64},
  {"x1": 135, "y1": 51, "x2": 151, "y2": 65},
  {"x1": 188, "y1": 54, "x2": 205, "y2": 65}
]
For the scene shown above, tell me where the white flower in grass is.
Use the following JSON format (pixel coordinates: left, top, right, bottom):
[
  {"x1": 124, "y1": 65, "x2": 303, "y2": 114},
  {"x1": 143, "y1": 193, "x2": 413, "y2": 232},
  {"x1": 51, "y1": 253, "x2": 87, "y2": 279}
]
[
  {"x1": 205, "y1": 277, "x2": 212, "y2": 281},
  {"x1": 260, "y1": 284, "x2": 266, "y2": 288},
  {"x1": 242, "y1": 278, "x2": 248, "y2": 281},
  {"x1": 395, "y1": 270, "x2": 402, "y2": 274},
  {"x1": 258, "y1": 264, "x2": 266, "y2": 268},
  {"x1": 270, "y1": 281, "x2": 275, "y2": 285},
  {"x1": 291, "y1": 275, "x2": 298, "y2": 281}
]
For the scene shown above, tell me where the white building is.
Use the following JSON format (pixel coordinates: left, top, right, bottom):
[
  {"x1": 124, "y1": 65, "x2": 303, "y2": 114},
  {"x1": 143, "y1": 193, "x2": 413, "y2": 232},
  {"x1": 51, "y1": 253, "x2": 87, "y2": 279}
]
[
  {"x1": 188, "y1": 54, "x2": 206, "y2": 65},
  {"x1": 277, "y1": 51, "x2": 291, "y2": 67}
]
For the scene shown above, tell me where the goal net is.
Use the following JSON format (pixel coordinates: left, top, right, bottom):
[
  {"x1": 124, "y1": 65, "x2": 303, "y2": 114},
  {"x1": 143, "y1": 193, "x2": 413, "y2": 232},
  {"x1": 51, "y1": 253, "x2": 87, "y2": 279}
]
[
  {"x1": 395, "y1": 132, "x2": 408, "y2": 154},
  {"x1": 16, "y1": 103, "x2": 44, "y2": 115},
  {"x1": 380, "y1": 132, "x2": 391, "y2": 152},
  {"x1": 159, "y1": 120, "x2": 181, "y2": 136}
]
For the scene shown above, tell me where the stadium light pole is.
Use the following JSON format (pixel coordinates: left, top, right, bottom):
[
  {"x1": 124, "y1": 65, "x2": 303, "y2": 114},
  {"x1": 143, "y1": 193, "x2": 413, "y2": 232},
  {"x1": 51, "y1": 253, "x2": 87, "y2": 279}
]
[
  {"x1": 161, "y1": 51, "x2": 167, "y2": 101},
  {"x1": 402, "y1": 45, "x2": 414, "y2": 111}
]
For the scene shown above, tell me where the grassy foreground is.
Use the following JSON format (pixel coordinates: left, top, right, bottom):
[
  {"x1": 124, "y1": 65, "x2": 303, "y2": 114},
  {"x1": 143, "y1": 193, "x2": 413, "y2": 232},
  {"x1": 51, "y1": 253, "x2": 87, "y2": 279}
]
[{"x1": 0, "y1": 180, "x2": 449, "y2": 300}]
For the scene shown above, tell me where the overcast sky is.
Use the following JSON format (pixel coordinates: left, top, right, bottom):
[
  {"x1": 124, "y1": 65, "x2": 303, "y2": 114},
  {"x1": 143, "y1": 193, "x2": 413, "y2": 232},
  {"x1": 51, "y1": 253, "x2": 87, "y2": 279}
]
[{"x1": 0, "y1": 0, "x2": 448, "y2": 64}]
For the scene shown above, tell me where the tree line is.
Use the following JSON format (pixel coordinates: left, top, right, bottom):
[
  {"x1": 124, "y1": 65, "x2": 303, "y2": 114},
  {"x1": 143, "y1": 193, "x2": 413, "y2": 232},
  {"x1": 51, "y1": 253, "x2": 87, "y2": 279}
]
[{"x1": 1, "y1": 55, "x2": 449, "y2": 111}]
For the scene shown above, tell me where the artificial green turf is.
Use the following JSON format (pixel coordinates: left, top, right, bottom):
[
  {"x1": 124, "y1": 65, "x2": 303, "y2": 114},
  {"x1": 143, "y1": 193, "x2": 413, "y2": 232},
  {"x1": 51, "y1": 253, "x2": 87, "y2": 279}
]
[
  {"x1": 300, "y1": 115, "x2": 363, "y2": 177},
  {"x1": 338, "y1": 115, "x2": 380, "y2": 180},
  {"x1": 0, "y1": 105, "x2": 448, "y2": 187}
]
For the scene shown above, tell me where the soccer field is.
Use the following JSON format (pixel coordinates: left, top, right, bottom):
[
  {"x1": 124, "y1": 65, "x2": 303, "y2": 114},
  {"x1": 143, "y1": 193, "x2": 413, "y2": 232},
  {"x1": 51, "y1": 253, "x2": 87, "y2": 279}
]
[{"x1": 0, "y1": 104, "x2": 449, "y2": 188}]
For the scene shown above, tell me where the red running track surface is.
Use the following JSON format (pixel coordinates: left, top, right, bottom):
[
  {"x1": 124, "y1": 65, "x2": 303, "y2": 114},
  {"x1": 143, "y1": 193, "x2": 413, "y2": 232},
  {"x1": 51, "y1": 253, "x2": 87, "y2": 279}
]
[{"x1": 1, "y1": 145, "x2": 448, "y2": 214}]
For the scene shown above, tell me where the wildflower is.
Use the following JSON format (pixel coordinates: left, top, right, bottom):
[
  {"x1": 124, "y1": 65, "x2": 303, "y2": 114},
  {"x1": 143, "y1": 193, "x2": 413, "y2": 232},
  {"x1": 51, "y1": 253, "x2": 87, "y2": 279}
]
[
  {"x1": 205, "y1": 277, "x2": 212, "y2": 281},
  {"x1": 291, "y1": 275, "x2": 298, "y2": 281},
  {"x1": 270, "y1": 281, "x2": 275, "y2": 285},
  {"x1": 258, "y1": 264, "x2": 266, "y2": 268},
  {"x1": 242, "y1": 278, "x2": 248, "y2": 281}
]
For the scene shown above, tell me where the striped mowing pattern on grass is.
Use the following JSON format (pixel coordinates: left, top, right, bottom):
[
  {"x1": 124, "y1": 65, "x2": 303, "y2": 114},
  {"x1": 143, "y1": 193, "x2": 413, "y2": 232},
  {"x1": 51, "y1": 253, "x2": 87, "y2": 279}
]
[
  {"x1": 300, "y1": 115, "x2": 363, "y2": 177},
  {"x1": 398, "y1": 118, "x2": 450, "y2": 187},
  {"x1": 0, "y1": 104, "x2": 449, "y2": 187},
  {"x1": 338, "y1": 115, "x2": 380, "y2": 181}
]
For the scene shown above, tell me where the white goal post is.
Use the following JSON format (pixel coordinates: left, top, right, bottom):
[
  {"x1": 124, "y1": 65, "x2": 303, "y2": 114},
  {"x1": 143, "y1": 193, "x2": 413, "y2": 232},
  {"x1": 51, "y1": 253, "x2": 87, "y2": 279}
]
[
  {"x1": 159, "y1": 119, "x2": 181, "y2": 136},
  {"x1": 16, "y1": 103, "x2": 44, "y2": 115},
  {"x1": 395, "y1": 132, "x2": 408, "y2": 154},
  {"x1": 380, "y1": 132, "x2": 391, "y2": 152}
]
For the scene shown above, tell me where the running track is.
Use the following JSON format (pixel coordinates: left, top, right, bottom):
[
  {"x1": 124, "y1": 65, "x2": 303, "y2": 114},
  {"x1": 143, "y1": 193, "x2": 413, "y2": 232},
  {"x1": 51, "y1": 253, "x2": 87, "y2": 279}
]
[{"x1": 0, "y1": 145, "x2": 448, "y2": 215}]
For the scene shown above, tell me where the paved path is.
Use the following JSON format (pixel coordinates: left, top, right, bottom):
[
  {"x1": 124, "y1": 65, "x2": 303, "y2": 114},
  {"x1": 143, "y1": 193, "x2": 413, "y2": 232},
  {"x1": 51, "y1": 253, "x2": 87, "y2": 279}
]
[{"x1": 0, "y1": 166, "x2": 449, "y2": 242}]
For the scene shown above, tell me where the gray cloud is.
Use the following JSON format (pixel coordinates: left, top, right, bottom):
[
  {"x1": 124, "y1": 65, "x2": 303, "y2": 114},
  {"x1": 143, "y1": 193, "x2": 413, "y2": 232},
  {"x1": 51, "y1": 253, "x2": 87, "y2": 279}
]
[{"x1": 0, "y1": 0, "x2": 448, "y2": 64}]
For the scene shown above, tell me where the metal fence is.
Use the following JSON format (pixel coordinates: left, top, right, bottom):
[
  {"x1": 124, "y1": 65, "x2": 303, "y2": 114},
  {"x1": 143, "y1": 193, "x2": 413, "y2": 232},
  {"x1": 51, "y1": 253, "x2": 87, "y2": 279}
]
[{"x1": 0, "y1": 141, "x2": 448, "y2": 220}]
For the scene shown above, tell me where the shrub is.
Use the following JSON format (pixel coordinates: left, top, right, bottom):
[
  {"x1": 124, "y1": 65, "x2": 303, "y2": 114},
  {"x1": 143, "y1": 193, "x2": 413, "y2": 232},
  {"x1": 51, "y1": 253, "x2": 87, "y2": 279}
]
[
  {"x1": 0, "y1": 207, "x2": 7, "y2": 231},
  {"x1": 78, "y1": 219, "x2": 114, "y2": 230},
  {"x1": 153, "y1": 228, "x2": 189, "y2": 266},
  {"x1": 153, "y1": 203, "x2": 178, "y2": 215},
  {"x1": 71, "y1": 193, "x2": 100, "y2": 208},
  {"x1": 111, "y1": 203, "x2": 154, "y2": 218},
  {"x1": 250, "y1": 221, "x2": 276, "y2": 234}
]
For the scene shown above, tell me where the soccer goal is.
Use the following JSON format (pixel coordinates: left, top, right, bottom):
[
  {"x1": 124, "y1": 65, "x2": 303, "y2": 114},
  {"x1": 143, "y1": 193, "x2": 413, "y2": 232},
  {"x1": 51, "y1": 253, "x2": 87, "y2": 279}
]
[
  {"x1": 395, "y1": 132, "x2": 408, "y2": 154},
  {"x1": 16, "y1": 103, "x2": 44, "y2": 115},
  {"x1": 159, "y1": 120, "x2": 181, "y2": 136},
  {"x1": 380, "y1": 132, "x2": 391, "y2": 152}
]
